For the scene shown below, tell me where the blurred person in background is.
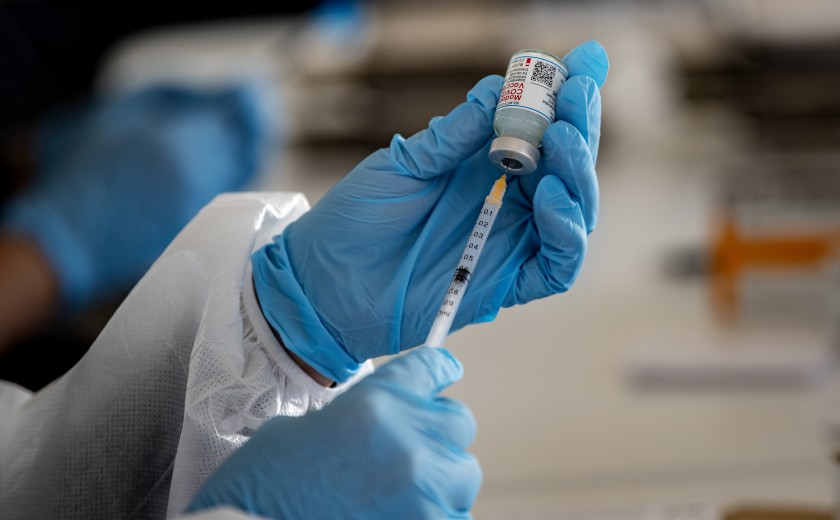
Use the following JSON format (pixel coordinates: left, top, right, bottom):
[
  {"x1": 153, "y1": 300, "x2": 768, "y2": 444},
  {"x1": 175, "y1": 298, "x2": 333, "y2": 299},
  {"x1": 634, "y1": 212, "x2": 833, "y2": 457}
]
[{"x1": 0, "y1": 1, "x2": 334, "y2": 388}]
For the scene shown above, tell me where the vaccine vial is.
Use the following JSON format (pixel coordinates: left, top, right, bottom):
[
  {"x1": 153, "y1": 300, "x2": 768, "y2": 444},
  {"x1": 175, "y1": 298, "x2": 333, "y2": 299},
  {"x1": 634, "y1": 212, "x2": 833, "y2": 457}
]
[{"x1": 489, "y1": 49, "x2": 568, "y2": 175}]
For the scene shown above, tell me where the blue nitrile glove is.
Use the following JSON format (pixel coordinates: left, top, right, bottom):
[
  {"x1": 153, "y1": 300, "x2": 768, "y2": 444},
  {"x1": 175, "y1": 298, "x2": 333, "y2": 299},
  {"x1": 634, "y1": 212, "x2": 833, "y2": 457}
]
[
  {"x1": 1, "y1": 85, "x2": 264, "y2": 311},
  {"x1": 188, "y1": 347, "x2": 481, "y2": 520},
  {"x1": 253, "y1": 40, "x2": 608, "y2": 382}
]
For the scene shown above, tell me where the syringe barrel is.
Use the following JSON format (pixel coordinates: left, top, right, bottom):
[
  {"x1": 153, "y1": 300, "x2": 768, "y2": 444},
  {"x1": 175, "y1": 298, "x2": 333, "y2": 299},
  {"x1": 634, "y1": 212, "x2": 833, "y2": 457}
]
[
  {"x1": 425, "y1": 274, "x2": 468, "y2": 348},
  {"x1": 459, "y1": 198, "x2": 502, "y2": 274},
  {"x1": 424, "y1": 195, "x2": 503, "y2": 348}
]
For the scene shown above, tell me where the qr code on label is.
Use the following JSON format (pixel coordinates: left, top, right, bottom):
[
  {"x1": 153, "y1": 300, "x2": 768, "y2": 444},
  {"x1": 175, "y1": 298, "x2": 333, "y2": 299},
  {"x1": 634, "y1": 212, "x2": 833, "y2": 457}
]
[{"x1": 531, "y1": 61, "x2": 556, "y2": 88}]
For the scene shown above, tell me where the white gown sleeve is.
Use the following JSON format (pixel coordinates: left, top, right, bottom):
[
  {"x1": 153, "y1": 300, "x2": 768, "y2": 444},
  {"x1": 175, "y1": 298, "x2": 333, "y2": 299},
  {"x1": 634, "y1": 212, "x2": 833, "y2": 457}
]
[
  {"x1": 0, "y1": 380, "x2": 31, "y2": 448},
  {"x1": 0, "y1": 193, "x2": 373, "y2": 520},
  {"x1": 165, "y1": 263, "x2": 373, "y2": 516}
]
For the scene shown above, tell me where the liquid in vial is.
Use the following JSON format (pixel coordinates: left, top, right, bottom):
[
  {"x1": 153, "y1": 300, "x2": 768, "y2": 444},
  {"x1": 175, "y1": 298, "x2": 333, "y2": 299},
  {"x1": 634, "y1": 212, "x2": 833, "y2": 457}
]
[{"x1": 489, "y1": 49, "x2": 568, "y2": 175}]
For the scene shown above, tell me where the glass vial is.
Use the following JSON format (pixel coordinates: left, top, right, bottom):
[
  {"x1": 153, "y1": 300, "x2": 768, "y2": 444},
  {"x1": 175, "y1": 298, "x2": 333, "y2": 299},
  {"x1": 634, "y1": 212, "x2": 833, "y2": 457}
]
[{"x1": 489, "y1": 49, "x2": 568, "y2": 175}]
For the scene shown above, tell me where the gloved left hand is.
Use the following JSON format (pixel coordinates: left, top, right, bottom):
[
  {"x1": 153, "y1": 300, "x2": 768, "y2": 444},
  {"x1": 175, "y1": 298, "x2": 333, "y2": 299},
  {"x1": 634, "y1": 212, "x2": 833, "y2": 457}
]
[
  {"x1": 1, "y1": 85, "x2": 264, "y2": 311},
  {"x1": 253, "y1": 41, "x2": 608, "y2": 382},
  {"x1": 187, "y1": 347, "x2": 481, "y2": 520}
]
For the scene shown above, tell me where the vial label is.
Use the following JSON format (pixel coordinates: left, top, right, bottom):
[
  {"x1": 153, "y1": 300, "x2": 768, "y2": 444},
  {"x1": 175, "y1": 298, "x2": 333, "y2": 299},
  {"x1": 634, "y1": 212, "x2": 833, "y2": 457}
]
[{"x1": 496, "y1": 53, "x2": 567, "y2": 123}]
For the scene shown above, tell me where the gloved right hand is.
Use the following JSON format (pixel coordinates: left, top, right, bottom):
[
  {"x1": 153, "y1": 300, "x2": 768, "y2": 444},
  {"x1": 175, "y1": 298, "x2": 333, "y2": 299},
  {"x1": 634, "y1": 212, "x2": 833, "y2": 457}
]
[
  {"x1": 252, "y1": 41, "x2": 608, "y2": 382},
  {"x1": 187, "y1": 347, "x2": 481, "y2": 519},
  {"x1": 1, "y1": 85, "x2": 264, "y2": 311}
]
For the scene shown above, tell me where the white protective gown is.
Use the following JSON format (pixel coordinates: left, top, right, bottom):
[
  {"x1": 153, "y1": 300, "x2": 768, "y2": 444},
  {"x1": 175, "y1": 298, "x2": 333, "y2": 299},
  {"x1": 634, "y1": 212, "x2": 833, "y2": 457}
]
[{"x1": 0, "y1": 193, "x2": 373, "y2": 519}]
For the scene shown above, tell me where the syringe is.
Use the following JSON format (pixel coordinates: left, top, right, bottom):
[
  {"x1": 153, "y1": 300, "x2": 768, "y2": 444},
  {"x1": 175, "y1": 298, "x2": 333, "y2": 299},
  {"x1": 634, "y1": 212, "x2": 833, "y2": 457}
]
[{"x1": 425, "y1": 173, "x2": 508, "y2": 348}]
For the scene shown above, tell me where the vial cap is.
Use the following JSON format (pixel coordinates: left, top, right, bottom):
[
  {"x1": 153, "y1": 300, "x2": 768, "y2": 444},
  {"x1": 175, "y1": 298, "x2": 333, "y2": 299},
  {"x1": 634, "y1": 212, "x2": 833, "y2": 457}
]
[{"x1": 488, "y1": 136, "x2": 540, "y2": 175}]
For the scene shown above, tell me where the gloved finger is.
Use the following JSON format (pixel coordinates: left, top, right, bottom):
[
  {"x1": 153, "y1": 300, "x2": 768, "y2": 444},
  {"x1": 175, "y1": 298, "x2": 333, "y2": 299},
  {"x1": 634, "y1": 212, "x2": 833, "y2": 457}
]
[
  {"x1": 369, "y1": 347, "x2": 464, "y2": 398},
  {"x1": 416, "y1": 449, "x2": 482, "y2": 517},
  {"x1": 390, "y1": 75, "x2": 502, "y2": 180},
  {"x1": 538, "y1": 121, "x2": 599, "y2": 232},
  {"x1": 507, "y1": 176, "x2": 588, "y2": 305},
  {"x1": 561, "y1": 39, "x2": 609, "y2": 88},
  {"x1": 555, "y1": 75, "x2": 603, "y2": 164},
  {"x1": 426, "y1": 396, "x2": 477, "y2": 450}
]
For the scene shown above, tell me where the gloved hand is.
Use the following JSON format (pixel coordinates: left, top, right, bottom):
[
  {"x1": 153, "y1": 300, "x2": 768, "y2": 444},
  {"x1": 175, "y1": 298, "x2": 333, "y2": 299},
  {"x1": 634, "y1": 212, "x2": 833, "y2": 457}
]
[
  {"x1": 253, "y1": 40, "x2": 608, "y2": 382},
  {"x1": 187, "y1": 347, "x2": 481, "y2": 520},
  {"x1": 1, "y1": 85, "x2": 264, "y2": 311}
]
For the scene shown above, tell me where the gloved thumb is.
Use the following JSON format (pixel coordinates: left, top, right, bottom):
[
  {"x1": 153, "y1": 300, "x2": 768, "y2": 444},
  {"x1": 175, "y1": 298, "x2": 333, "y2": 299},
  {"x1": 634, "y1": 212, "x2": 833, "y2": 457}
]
[
  {"x1": 389, "y1": 75, "x2": 501, "y2": 180},
  {"x1": 366, "y1": 347, "x2": 464, "y2": 397}
]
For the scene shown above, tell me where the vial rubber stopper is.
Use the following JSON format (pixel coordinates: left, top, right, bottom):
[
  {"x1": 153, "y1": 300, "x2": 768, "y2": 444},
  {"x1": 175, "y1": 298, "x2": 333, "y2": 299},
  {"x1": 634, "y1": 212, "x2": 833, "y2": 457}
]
[{"x1": 488, "y1": 136, "x2": 540, "y2": 175}]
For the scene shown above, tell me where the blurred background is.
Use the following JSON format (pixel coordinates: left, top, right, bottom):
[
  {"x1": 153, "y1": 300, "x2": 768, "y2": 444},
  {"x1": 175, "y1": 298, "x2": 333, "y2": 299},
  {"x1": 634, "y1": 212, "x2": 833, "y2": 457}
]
[{"x1": 2, "y1": 0, "x2": 840, "y2": 518}]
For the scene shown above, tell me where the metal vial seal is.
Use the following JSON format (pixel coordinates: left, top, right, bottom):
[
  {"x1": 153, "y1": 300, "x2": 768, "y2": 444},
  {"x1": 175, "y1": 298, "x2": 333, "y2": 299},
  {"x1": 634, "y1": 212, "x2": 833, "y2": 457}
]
[{"x1": 489, "y1": 49, "x2": 568, "y2": 175}]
